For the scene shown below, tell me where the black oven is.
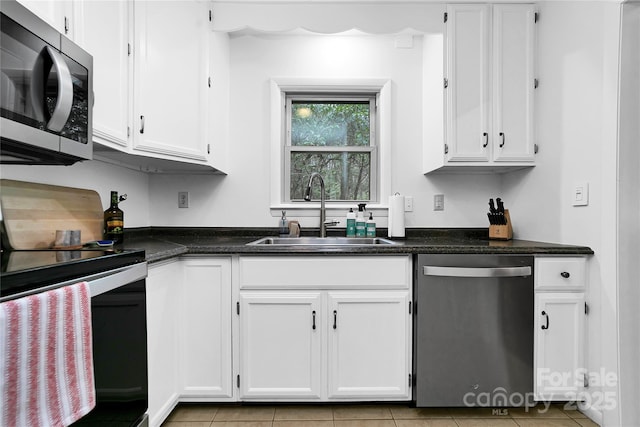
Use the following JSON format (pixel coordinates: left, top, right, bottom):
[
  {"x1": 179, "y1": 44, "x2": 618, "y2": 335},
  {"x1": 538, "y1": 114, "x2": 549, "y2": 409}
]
[{"x1": 1, "y1": 249, "x2": 149, "y2": 427}]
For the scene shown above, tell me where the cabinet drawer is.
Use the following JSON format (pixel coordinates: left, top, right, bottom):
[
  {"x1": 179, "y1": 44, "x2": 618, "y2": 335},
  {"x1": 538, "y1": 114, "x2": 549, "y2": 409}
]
[
  {"x1": 535, "y1": 257, "x2": 586, "y2": 290},
  {"x1": 239, "y1": 256, "x2": 411, "y2": 290}
]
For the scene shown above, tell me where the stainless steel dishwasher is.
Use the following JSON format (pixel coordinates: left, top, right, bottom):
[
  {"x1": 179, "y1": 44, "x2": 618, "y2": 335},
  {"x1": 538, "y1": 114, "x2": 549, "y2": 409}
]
[{"x1": 413, "y1": 254, "x2": 534, "y2": 407}]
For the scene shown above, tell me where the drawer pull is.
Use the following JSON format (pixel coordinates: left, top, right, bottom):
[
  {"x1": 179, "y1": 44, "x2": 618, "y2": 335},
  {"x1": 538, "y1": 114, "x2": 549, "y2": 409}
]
[
  {"x1": 541, "y1": 311, "x2": 549, "y2": 330},
  {"x1": 560, "y1": 271, "x2": 571, "y2": 279}
]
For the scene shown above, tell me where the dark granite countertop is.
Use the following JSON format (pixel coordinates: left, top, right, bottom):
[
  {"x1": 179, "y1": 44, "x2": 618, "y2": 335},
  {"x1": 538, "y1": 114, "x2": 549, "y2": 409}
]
[{"x1": 122, "y1": 228, "x2": 594, "y2": 264}]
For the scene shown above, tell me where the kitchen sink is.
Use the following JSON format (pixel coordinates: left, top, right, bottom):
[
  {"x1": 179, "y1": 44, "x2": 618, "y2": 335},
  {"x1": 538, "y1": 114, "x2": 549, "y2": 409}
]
[{"x1": 246, "y1": 237, "x2": 398, "y2": 246}]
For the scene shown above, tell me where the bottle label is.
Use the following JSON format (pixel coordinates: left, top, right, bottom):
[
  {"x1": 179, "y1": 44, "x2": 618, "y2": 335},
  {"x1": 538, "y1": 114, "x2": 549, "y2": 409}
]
[
  {"x1": 346, "y1": 219, "x2": 356, "y2": 236},
  {"x1": 366, "y1": 224, "x2": 376, "y2": 237},
  {"x1": 355, "y1": 221, "x2": 366, "y2": 237},
  {"x1": 106, "y1": 219, "x2": 124, "y2": 232}
]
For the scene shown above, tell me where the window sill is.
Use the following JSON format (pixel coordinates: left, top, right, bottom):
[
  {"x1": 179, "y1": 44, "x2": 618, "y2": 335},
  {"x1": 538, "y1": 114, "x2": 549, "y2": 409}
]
[{"x1": 270, "y1": 203, "x2": 389, "y2": 218}]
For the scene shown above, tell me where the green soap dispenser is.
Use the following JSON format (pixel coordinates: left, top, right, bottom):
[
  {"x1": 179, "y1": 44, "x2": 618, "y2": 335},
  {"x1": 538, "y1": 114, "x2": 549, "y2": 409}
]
[
  {"x1": 355, "y1": 203, "x2": 367, "y2": 237},
  {"x1": 366, "y1": 212, "x2": 376, "y2": 237},
  {"x1": 346, "y1": 208, "x2": 356, "y2": 237}
]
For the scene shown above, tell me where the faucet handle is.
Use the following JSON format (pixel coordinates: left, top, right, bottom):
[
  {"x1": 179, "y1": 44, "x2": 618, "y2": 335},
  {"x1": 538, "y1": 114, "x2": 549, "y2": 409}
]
[{"x1": 324, "y1": 219, "x2": 340, "y2": 227}]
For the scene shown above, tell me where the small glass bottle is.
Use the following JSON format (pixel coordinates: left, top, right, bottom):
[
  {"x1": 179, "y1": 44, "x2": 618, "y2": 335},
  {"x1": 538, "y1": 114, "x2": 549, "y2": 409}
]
[{"x1": 104, "y1": 191, "x2": 124, "y2": 244}]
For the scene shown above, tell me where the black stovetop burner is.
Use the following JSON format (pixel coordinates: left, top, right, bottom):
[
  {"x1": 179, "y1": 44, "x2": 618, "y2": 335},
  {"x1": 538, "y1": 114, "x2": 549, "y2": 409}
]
[{"x1": 0, "y1": 248, "x2": 146, "y2": 300}]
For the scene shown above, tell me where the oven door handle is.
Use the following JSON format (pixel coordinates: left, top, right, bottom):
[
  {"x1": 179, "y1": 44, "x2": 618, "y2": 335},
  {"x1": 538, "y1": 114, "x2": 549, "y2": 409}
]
[
  {"x1": 89, "y1": 263, "x2": 148, "y2": 297},
  {"x1": 423, "y1": 266, "x2": 531, "y2": 278}
]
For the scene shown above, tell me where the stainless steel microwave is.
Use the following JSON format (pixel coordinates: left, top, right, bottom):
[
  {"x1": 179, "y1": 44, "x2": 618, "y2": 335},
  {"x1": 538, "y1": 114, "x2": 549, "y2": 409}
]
[{"x1": 1, "y1": 0, "x2": 93, "y2": 165}]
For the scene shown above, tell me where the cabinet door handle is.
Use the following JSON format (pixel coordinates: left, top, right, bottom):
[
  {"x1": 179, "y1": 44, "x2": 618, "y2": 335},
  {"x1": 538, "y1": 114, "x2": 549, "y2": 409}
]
[
  {"x1": 560, "y1": 271, "x2": 570, "y2": 279},
  {"x1": 482, "y1": 132, "x2": 488, "y2": 148},
  {"x1": 140, "y1": 115, "x2": 145, "y2": 134},
  {"x1": 541, "y1": 310, "x2": 549, "y2": 330},
  {"x1": 333, "y1": 310, "x2": 337, "y2": 329},
  {"x1": 312, "y1": 310, "x2": 316, "y2": 330},
  {"x1": 499, "y1": 132, "x2": 505, "y2": 148}
]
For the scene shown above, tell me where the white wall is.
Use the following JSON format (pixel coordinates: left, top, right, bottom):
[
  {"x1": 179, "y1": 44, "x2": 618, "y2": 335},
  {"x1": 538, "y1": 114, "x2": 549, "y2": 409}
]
[
  {"x1": 502, "y1": 3, "x2": 622, "y2": 425},
  {"x1": 149, "y1": 33, "x2": 501, "y2": 228},
  {"x1": 0, "y1": 161, "x2": 151, "y2": 227}
]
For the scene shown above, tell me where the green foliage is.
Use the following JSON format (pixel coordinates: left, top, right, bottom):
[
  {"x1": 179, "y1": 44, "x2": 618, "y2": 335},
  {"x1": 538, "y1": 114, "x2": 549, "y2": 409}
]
[{"x1": 290, "y1": 101, "x2": 372, "y2": 201}]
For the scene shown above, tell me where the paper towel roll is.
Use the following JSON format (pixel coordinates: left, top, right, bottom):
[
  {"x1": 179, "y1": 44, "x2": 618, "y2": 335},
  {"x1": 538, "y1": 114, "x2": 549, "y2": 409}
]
[{"x1": 388, "y1": 194, "x2": 405, "y2": 238}]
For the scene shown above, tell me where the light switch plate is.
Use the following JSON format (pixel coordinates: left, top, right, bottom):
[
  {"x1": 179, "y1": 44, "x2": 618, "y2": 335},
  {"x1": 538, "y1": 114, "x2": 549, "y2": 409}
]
[
  {"x1": 572, "y1": 182, "x2": 589, "y2": 206},
  {"x1": 404, "y1": 196, "x2": 414, "y2": 212},
  {"x1": 434, "y1": 194, "x2": 444, "y2": 211}
]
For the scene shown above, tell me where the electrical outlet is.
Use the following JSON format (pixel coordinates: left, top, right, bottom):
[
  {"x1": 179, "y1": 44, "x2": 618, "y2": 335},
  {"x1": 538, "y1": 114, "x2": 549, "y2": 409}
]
[
  {"x1": 404, "y1": 196, "x2": 414, "y2": 212},
  {"x1": 434, "y1": 194, "x2": 444, "y2": 211},
  {"x1": 178, "y1": 191, "x2": 189, "y2": 208},
  {"x1": 572, "y1": 182, "x2": 589, "y2": 206}
]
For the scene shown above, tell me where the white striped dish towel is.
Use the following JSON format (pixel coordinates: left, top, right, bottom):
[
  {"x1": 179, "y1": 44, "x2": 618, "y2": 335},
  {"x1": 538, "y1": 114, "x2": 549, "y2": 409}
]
[{"x1": 0, "y1": 281, "x2": 96, "y2": 427}]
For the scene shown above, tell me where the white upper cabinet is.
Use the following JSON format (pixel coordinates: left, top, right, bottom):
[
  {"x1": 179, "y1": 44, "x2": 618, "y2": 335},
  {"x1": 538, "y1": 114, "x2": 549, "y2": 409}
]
[
  {"x1": 20, "y1": 0, "x2": 225, "y2": 173},
  {"x1": 75, "y1": 1, "x2": 132, "y2": 150},
  {"x1": 425, "y1": 3, "x2": 537, "y2": 173},
  {"x1": 133, "y1": 0, "x2": 210, "y2": 163},
  {"x1": 491, "y1": 4, "x2": 536, "y2": 162},
  {"x1": 445, "y1": 4, "x2": 491, "y2": 163},
  {"x1": 18, "y1": 0, "x2": 77, "y2": 39}
]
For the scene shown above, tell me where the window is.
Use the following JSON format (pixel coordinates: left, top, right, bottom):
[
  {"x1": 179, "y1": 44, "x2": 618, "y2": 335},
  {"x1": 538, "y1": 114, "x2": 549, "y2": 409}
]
[{"x1": 284, "y1": 93, "x2": 378, "y2": 203}]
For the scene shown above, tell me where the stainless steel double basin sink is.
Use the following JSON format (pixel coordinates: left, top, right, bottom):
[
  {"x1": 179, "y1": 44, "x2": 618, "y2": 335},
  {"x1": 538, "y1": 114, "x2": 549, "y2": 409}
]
[{"x1": 246, "y1": 236, "x2": 397, "y2": 246}]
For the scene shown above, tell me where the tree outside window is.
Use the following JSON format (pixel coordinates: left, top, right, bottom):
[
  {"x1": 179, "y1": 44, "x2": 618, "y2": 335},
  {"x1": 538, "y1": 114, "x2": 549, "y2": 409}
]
[{"x1": 286, "y1": 94, "x2": 378, "y2": 203}]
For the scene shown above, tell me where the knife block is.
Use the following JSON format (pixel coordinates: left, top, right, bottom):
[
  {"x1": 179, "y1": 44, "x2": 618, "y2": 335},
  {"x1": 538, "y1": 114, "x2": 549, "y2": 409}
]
[{"x1": 489, "y1": 209, "x2": 513, "y2": 240}]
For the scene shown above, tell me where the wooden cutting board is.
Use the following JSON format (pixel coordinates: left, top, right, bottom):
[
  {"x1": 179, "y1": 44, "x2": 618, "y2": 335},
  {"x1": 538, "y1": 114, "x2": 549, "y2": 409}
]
[{"x1": 0, "y1": 179, "x2": 104, "y2": 250}]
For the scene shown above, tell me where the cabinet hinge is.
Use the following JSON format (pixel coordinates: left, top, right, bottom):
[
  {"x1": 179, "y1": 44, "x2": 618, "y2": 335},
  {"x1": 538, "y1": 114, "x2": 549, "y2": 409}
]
[
  {"x1": 535, "y1": 12, "x2": 539, "y2": 23},
  {"x1": 444, "y1": 144, "x2": 449, "y2": 155},
  {"x1": 444, "y1": 12, "x2": 448, "y2": 23},
  {"x1": 237, "y1": 301, "x2": 240, "y2": 315},
  {"x1": 444, "y1": 78, "x2": 449, "y2": 89},
  {"x1": 585, "y1": 302, "x2": 589, "y2": 315},
  {"x1": 534, "y1": 144, "x2": 539, "y2": 154},
  {"x1": 534, "y1": 79, "x2": 539, "y2": 89},
  {"x1": 409, "y1": 373, "x2": 412, "y2": 388},
  {"x1": 237, "y1": 374, "x2": 240, "y2": 388}
]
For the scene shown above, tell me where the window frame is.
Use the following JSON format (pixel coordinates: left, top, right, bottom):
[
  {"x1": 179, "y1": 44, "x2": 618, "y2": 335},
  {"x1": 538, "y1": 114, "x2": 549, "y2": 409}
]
[
  {"x1": 284, "y1": 93, "x2": 379, "y2": 204},
  {"x1": 269, "y1": 78, "x2": 391, "y2": 216}
]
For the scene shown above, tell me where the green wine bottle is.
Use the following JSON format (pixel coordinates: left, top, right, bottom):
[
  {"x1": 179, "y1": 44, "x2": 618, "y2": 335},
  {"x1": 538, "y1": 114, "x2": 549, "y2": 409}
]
[{"x1": 104, "y1": 191, "x2": 124, "y2": 244}]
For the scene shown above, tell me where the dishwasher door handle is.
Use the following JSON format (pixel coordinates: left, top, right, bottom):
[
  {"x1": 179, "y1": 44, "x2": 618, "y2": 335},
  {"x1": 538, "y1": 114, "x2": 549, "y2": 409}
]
[{"x1": 423, "y1": 265, "x2": 532, "y2": 278}]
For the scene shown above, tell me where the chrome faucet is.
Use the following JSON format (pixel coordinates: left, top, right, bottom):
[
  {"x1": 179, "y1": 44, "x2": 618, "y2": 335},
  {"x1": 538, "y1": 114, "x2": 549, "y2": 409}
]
[{"x1": 304, "y1": 172, "x2": 337, "y2": 238}]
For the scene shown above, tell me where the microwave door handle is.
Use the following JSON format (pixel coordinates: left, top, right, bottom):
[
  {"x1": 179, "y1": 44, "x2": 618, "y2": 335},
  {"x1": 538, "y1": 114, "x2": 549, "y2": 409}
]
[
  {"x1": 29, "y1": 46, "x2": 73, "y2": 132},
  {"x1": 44, "y1": 46, "x2": 73, "y2": 132},
  {"x1": 30, "y1": 47, "x2": 47, "y2": 123}
]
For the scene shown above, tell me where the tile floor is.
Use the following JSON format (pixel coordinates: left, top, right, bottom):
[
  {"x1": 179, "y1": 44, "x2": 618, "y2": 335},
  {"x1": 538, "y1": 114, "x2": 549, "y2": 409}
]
[{"x1": 162, "y1": 403, "x2": 600, "y2": 427}]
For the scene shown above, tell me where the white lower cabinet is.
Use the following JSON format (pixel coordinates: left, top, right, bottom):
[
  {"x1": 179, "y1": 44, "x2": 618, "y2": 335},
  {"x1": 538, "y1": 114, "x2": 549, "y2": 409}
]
[
  {"x1": 179, "y1": 258, "x2": 233, "y2": 400},
  {"x1": 147, "y1": 257, "x2": 233, "y2": 427},
  {"x1": 534, "y1": 257, "x2": 588, "y2": 402},
  {"x1": 239, "y1": 292, "x2": 323, "y2": 399},
  {"x1": 534, "y1": 292, "x2": 585, "y2": 400},
  {"x1": 147, "y1": 260, "x2": 181, "y2": 427},
  {"x1": 237, "y1": 255, "x2": 412, "y2": 402},
  {"x1": 327, "y1": 291, "x2": 410, "y2": 399}
]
